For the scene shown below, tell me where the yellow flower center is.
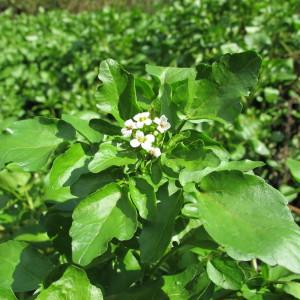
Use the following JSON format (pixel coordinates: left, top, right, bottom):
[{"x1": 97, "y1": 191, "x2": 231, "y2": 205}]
[{"x1": 138, "y1": 136, "x2": 146, "y2": 143}]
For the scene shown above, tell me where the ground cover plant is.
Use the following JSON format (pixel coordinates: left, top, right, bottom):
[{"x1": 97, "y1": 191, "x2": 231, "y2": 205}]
[{"x1": 1, "y1": 53, "x2": 300, "y2": 299}]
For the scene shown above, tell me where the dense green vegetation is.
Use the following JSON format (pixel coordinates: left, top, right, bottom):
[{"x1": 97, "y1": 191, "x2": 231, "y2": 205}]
[
  {"x1": 2, "y1": 52, "x2": 300, "y2": 300},
  {"x1": 0, "y1": 1, "x2": 300, "y2": 299},
  {"x1": 0, "y1": 0, "x2": 299, "y2": 184}
]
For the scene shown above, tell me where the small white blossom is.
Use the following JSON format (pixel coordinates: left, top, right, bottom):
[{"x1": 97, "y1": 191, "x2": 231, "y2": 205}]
[
  {"x1": 133, "y1": 112, "x2": 152, "y2": 128},
  {"x1": 148, "y1": 146, "x2": 161, "y2": 158},
  {"x1": 130, "y1": 130, "x2": 155, "y2": 150},
  {"x1": 154, "y1": 115, "x2": 171, "y2": 133},
  {"x1": 121, "y1": 119, "x2": 136, "y2": 137}
]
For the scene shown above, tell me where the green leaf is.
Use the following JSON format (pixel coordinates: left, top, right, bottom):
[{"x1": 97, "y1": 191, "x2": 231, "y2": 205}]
[
  {"x1": 43, "y1": 210, "x2": 72, "y2": 258},
  {"x1": 207, "y1": 257, "x2": 244, "y2": 290},
  {"x1": 14, "y1": 224, "x2": 49, "y2": 242},
  {"x1": 89, "y1": 118, "x2": 122, "y2": 136},
  {"x1": 37, "y1": 266, "x2": 103, "y2": 300},
  {"x1": 287, "y1": 158, "x2": 300, "y2": 183},
  {"x1": 266, "y1": 265, "x2": 300, "y2": 282},
  {"x1": 146, "y1": 65, "x2": 196, "y2": 128},
  {"x1": 71, "y1": 168, "x2": 122, "y2": 198},
  {"x1": 0, "y1": 288, "x2": 17, "y2": 300},
  {"x1": 146, "y1": 65, "x2": 197, "y2": 84},
  {"x1": 102, "y1": 249, "x2": 142, "y2": 294},
  {"x1": 135, "y1": 77, "x2": 155, "y2": 108},
  {"x1": 147, "y1": 52, "x2": 260, "y2": 125},
  {"x1": 62, "y1": 114, "x2": 102, "y2": 143},
  {"x1": 129, "y1": 176, "x2": 157, "y2": 221},
  {"x1": 165, "y1": 131, "x2": 206, "y2": 170},
  {"x1": 106, "y1": 281, "x2": 166, "y2": 300},
  {"x1": 70, "y1": 183, "x2": 137, "y2": 266},
  {"x1": 45, "y1": 143, "x2": 88, "y2": 202},
  {"x1": 96, "y1": 59, "x2": 139, "y2": 124},
  {"x1": 139, "y1": 184, "x2": 183, "y2": 263},
  {"x1": 0, "y1": 240, "x2": 54, "y2": 292},
  {"x1": 179, "y1": 159, "x2": 264, "y2": 185},
  {"x1": 282, "y1": 282, "x2": 300, "y2": 299},
  {"x1": 164, "y1": 130, "x2": 221, "y2": 174},
  {"x1": 0, "y1": 118, "x2": 74, "y2": 171},
  {"x1": 150, "y1": 159, "x2": 163, "y2": 186},
  {"x1": 156, "y1": 84, "x2": 180, "y2": 128},
  {"x1": 161, "y1": 264, "x2": 203, "y2": 299},
  {"x1": 252, "y1": 139, "x2": 270, "y2": 156},
  {"x1": 88, "y1": 141, "x2": 137, "y2": 173},
  {"x1": 195, "y1": 171, "x2": 300, "y2": 273},
  {"x1": 179, "y1": 223, "x2": 218, "y2": 250},
  {"x1": 186, "y1": 51, "x2": 261, "y2": 122},
  {"x1": 0, "y1": 167, "x2": 30, "y2": 192}
]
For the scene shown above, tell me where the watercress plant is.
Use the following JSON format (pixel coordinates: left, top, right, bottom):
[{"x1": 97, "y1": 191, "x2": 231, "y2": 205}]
[{"x1": 1, "y1": 52, "x2": 300, "y2": 299}]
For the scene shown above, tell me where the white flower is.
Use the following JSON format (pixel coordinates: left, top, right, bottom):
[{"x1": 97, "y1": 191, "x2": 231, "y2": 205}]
[
  {"x1": 121, "y1": 119, "x2": 136, "y2": 137},
  {"x1": 133, "y1": 112, "x2": 152, "y2": 128},
  {"x1": 154, "y1": 115, "x2": 171, "y2": 133},
  {"x1": 130, "y1": 130, "x2": 155, "y2": 150},
  {"x1": 148, "y1": 146, "x2": 161, "y2": 158}
]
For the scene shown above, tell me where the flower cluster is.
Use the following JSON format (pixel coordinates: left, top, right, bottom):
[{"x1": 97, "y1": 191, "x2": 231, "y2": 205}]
[{"x1": 121, "y1": 112, "x2": 171, "y2": 157}]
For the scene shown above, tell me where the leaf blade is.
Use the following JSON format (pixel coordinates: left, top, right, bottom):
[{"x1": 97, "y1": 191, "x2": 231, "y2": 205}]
[
  {"x1": 70, "y1": 183, "x2": 137, "y2": 266},
  {"x1": 196, "y1": 171, "x2": 300, "y2": 273}
]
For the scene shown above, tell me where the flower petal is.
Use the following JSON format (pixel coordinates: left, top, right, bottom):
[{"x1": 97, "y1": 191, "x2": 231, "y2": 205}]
[
  {"x1": 164, "y1": 122, "x2": 171, "y2": 131},
  {"x1": 133, "y1": 113, "x2": 142, "y2": 121},
  {"x1": 135, "y1": 130, "x2": 144, "y2": 138},
  {"x1": 141, "y1": 142, "x2": 152, "y2": 151},
  {"x1": 160, "y1": 115, "x2": 168, "y2": 122},
  {"x1": 130, "y1": 139, "x2": 140, "y2": 148},
  {"x1": 144, "y1": 118, "x2": 152, "y2": 125},
  {"x1": 135, "y1": 122, "x2": 144, "y2": 129},
  {"x1": 153, "y1": 147, "x2": 161, "y2": 157},
  {"x1": 157, "y1": 125, "x2": 164, "y2": 133},
  {"x1": 148, "y1": 147, "x2": 161, "y2": 157},
  {"x1": 154, "y1": 117, "x2": 160, "y2": 125},
  {"x1": 124, "y1": 119, "x2": 133, "y2": 127},
  {"x1": 145, "y1": 134, "x2": 155, "y2": 143},
  {"x1": 121, "y1": 128, "x2": 132, "y2": 137},
  {"x1": 141, "y1": 112, "x2": 150, "y2": 118}
]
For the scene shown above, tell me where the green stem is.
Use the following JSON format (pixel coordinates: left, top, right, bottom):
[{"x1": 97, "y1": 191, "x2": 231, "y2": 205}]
[
  {"x1": 24, "y1": 190, "x2": 34, "y2": 210},
  {"x1": 149, "y1": 245, "x2": 182, "y2": 277},
  {"x1": 2, "y1": 188, "x2": 23, "y2": 205}
]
